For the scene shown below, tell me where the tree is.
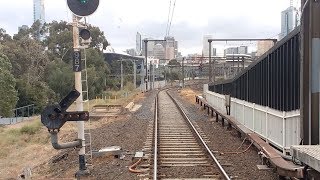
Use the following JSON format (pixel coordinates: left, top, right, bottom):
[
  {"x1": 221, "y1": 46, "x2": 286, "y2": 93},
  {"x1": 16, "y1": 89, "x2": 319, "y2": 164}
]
[
  {"x1": 15, "y1": 79, "x2": 55, "y2": 112},
  {"x1": 44, "y1": 59, "x2": 73, "y2": 100},
  {"x1": 0, "y1": 28, "x2": 12, "y2": 42},
  {"x1": 168, "y1": 59, "x2": 181, "y2": 66},
  {"x1": 87, "y1": 25, "x2": 108, "y2": 50},
  {"x1": 0, "y1": 53, "x2": 18, "y2": 117},
  {"x1": 85, "y1": 49, "x2": 110, "y2": 98},
  {"x1": 2, "y1": 38, "x2": 49, "y2": 83},
  {"x1": 43, "y1": 21, "x2": 73, "y2": 63}
]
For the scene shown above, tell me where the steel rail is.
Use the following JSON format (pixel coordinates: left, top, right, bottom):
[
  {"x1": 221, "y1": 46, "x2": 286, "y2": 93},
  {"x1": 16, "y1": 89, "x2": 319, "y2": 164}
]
[
  {"x1": 153, "y1": 93, "x2": 158, "y2": 180},
  {"x1": 167, "y1": 90, "x2": 231, "y2": 180}
]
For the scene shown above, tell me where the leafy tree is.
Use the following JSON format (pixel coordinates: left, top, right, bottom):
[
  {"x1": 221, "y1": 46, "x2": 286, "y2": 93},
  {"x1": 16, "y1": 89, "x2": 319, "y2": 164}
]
[
  {"x1": 15, "y1": 78, "x2": 55, "y2": 112},
  {"x1": 2, "y1": 38, "x2": 49, "y2": 82},
  {"x1": 44, "y1": 59, "x2": 74, "y2": 99},
  {"x1": 13, "y1": 26, "x2": 30, "y2": 41},
  {"x1": 0, "y1": 53, "x2": 18, "y2": 117},
  {"x1": 168, "y1": 59, "x2": 181, "y2": 66},
  {"x1": 87, "y1": 25, "x2": 108, "y2": 49},
  {"x1": 43, "y1": 21, "x2": 73, "y2": 63},
  {"x1": 0, "y1": 28, "x2": 12, "y2": 43},
  {"x1": 85, "y1": 49, "x2": 110, "y2": 98}
]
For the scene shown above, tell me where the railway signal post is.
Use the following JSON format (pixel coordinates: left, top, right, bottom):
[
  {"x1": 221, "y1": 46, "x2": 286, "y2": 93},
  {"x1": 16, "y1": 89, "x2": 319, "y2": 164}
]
[{"x1": 67, "y1": 0, "x2": 100, "y2": 176}]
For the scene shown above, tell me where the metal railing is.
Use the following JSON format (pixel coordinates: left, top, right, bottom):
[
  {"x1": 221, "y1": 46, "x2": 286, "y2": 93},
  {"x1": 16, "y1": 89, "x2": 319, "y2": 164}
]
[
  {"x1": 0, "y1": 104, "x2": 36, "y2": 125},
  {"x1": 210, "y1": 27, "x2": 300, "y2": 112}
]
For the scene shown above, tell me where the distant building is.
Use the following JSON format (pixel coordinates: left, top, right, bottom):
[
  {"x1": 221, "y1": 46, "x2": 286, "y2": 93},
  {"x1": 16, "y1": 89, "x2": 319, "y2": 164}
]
[
  {"x1": 164, "y1": 36, "x2": 175, "y2": 60},
  {"x1": 153, "y1": 44, "x2": 165, "y2": 60},
  {"x1": 136, "y1": 32, "x2": 142, "y2": 55},
  {"x1": 126, "y1": 48, "x2": 137, "y2": 56},
  {"x1": 142, "y1": 36, "x2": 178, "y2": 60},
  {"x1": 187, "y1": 54, "x2": 202, "y2": 64},
  {"x1": 280, "y1": 6, "x2": 299, "y2": 39},
  {"x1": 202, "y1": 35, "x2": 212, "y2": 57},
  {"x1": 33, "y1": 0, "x2": 45, "y2": 24},
  {"x1": 142, "y1": 38, "x2": 156, "y2": 57},
  {"x1": 238, "y1": 46, "x2": 248, "y2": 54},
  {"x1": 224, "y1": 46, "x2": 248, "y2": 56},
  {"x1": 18, "y1": 25, "x2": 29, "y2": 32},
  {"x1": 257, "y1": 41, "x2": 275, "y2": 56},
  {"x1": 147, "y1": 57, "x2": 160, "y2": 68}
]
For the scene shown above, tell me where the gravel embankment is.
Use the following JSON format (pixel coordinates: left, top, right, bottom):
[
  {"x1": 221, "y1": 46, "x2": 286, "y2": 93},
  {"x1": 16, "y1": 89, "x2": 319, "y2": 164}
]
[
  {"x1": 33, "y1": 91, "x2": 157, "y2": 179},
  {"x1": 169, "y1": 89, "x2": 279, "y2": 180}
]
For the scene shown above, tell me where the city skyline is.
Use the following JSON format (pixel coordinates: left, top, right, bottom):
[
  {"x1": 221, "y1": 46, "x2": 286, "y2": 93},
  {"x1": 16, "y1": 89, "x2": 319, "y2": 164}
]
[{"x1": 0, "y1": 0, "x2": 299, "y2": 55}]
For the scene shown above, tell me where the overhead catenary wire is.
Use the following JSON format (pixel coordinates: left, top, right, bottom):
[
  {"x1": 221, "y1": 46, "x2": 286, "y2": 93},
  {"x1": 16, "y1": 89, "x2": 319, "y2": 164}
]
[
  {"x1": 165, "y1": 0, "x2": 172, "y2": 37},
  {"x1": 167, "y1": 0, "x2": 177, "y2": 36}
]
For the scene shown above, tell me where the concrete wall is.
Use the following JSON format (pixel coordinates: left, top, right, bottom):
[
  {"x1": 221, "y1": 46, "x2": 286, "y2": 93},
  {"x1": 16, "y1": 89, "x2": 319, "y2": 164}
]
[{"x1": 0, "y1": 117, "x2": 33, "y2": 125}]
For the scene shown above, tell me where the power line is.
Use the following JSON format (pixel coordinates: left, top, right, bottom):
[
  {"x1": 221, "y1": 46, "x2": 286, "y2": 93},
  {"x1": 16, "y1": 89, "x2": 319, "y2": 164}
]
[
  {"x1": 165, "y1": 0, "x2": 172, "y2": 37},
  {"x1": 167, "y1": 0, "x2": 177, "y2": 36}
]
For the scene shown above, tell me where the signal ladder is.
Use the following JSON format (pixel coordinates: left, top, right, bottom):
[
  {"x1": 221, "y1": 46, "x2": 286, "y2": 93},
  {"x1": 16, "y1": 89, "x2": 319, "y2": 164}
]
[{"x1": 81, "y1": 48, "x2": 93, "y2": 167}]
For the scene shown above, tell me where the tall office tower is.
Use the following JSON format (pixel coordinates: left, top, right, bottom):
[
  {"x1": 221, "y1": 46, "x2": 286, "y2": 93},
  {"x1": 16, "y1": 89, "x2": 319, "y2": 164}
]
[
  {"x1": 164, "y1": 36, "x2": 175, "y2": 60},
  {"x1": 33, "y1": 0, "x2": 45, "y2": 24},
  {"x1": 136, "y1": 32, "x2": 142, "y2": 55},
  {"x1": 153, "y1": 44, "x2": 165, "y2": 59},
  {"x1": 280, "y1": 2, "x2": 299, "y2": 39}
]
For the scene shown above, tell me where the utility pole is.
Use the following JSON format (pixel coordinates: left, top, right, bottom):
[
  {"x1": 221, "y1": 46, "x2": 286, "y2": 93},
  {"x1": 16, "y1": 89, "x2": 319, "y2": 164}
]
[
  {"x1": 182, "y1": 57, "x2": 185, "y2": 88},
  {"x1": 144, "y1": 40, "x2": 148, "y2": 91},
  {"x1": 152, "y1": 63, "x2": 155, "y2": 89},
  {"x1": 120, "y1": 58, "x2": 123, "y2": 91},
  {"x1": 140, "y1": 60, "x2": 144, "y2": 91},
  {"x1": 133, "y1": 60, "x2": 136, "y2": 89},
  {"x1": 300, "y1": 0, "x2": 320, "y2": 145},
  {"x1": 208, "y1": 40, "x2": 212, "y2": 83}
]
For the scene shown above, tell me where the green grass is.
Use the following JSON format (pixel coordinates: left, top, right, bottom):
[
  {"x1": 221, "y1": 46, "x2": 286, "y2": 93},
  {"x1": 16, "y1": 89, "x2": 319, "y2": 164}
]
[
  {"x1": 20, "y1": 120, "x2": 42, "y2": 135},
  {"x1": 0, "y1": 119, "x2": 49, "y2": 158},
  {"x1": 0, "y1": 119, "x2": 46, "y2": 146}
]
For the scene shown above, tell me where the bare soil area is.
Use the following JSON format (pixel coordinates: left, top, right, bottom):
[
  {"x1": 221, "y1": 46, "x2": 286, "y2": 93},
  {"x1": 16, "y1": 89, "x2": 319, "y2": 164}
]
[
  {"x1": 32, "y1": 91, "x2": 156, "y2": 179},
  {"x1": 0, "y1": 90, "x2": 154, "y2": 180}
]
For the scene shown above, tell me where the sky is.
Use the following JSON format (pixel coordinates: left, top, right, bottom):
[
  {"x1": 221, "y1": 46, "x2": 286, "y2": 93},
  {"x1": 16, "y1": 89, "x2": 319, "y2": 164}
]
[{"x1": 0, "y1": 0, "x2": 301, "y2": 55}]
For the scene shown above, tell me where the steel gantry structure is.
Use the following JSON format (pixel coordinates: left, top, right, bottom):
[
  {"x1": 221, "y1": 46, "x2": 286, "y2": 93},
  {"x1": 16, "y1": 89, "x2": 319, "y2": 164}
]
[{"x1": 143, "y1": 39, "x2": 167, "y2": 91}]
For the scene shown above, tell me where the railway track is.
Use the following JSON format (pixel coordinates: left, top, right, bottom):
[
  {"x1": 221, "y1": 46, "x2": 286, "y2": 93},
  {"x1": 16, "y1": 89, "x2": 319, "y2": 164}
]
[{"x1": 152, "y1": 90, "x2": 230, "y2": 179}]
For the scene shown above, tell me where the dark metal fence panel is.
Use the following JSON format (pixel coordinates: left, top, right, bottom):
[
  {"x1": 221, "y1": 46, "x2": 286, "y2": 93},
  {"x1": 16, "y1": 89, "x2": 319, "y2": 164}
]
[{"x1": 209, "y1": 29, "x2": 300, "y2": 111}]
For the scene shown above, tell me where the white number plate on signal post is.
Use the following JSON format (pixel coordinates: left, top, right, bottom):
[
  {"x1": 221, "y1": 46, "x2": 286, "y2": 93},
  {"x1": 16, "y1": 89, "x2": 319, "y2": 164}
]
[{"x1": 73, "y1": 51, "x2": 82, "y2": 72}]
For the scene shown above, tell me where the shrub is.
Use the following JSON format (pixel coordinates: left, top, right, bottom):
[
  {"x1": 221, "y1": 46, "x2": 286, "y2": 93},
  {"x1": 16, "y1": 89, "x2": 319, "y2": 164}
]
[{"x1": 20, "y1": 121, "x2": 42, "y2": 135}]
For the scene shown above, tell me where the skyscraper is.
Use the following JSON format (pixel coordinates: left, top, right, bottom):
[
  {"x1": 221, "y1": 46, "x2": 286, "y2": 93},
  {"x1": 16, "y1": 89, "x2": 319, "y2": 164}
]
[
  {"x1": 136, "y1": 32, "x2": 142, "y2": 55},
  {"x1": 153, "y1": 44, "x2": 165, "y2": 59},
  {"x1": 164, "y1": 36, "x2": 175, "y2": 60},
  {"x1": 33, "y1": 0, "x2": 45, "y2": 24},
  {"x1": 280, "y1": 5, "x2": 299, "y2": 39},
  {"x1": 202, "y1": 35, "x2": 216, "y2": 57}
]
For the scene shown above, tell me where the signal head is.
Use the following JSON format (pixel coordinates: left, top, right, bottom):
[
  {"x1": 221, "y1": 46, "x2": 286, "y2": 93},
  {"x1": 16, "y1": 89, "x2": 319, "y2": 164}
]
[{"x1": 67, "y1": 0, "x2": 100, "y2": 17}]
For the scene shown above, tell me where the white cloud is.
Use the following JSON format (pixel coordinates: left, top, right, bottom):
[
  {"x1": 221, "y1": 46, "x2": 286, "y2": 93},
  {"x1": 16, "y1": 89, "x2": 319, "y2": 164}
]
[{"x1": 0, "y1": 0, "x2": 298, "y2": 55}]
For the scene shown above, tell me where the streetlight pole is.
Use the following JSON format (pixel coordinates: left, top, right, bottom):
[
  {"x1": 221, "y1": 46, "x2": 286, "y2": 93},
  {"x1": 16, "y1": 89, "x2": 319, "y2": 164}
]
[
  {"x1": 133, "y1": 60, "x2": 136, "y2": 89},
  {"x1": 182, "y1": 57, "x2": 185, "y2": 88},
  {"x1": 144, "y1": 40, "x2": 148, "y2": 91},
  {"x1": 120, "y1": 58, "x2": 123, "y2": 91}
]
